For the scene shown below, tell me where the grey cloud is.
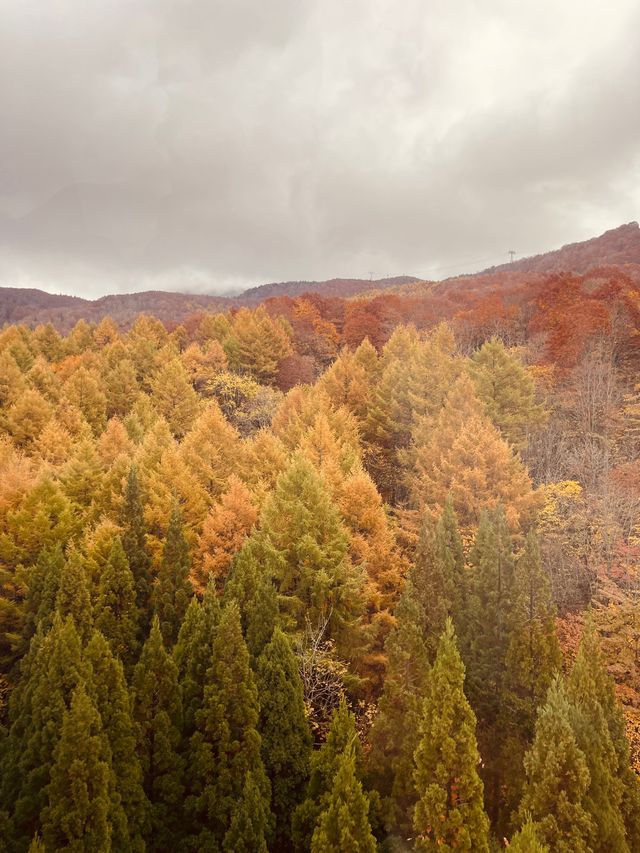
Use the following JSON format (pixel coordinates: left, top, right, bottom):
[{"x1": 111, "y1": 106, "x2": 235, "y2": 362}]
[{"x1": 1, "y1": 0, "x2": 639, "y2": 297}]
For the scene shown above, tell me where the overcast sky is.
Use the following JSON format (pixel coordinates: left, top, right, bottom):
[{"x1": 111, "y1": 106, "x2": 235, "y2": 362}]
[{"x1": 1, "y1": 0, "x2": 639, "y2": 298}]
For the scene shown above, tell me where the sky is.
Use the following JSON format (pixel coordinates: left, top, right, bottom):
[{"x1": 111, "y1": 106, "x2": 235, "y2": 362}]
[{"x1": 1, "y1": 0, "x2": 639, "y2": 298}]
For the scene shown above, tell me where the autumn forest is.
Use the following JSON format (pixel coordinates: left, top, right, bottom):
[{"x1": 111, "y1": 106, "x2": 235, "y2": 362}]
[{"x1": 2, "y1": 228, "x2": 640, "y2": 852}]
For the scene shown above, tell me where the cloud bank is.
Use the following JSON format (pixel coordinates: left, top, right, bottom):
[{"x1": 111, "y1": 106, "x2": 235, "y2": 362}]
[{"x1": 1, "y1": 0, "x2": 639, "y2": 297}]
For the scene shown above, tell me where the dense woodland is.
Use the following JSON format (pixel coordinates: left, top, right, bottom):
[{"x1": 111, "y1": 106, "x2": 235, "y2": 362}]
[{"x1": 2, "y1": 255, "x2": 640, "y2": 851}]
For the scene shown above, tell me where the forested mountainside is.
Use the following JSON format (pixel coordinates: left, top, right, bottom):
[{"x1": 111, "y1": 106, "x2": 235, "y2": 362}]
[{"x1": 2, "y1": 229, "x2": 640, "y2": 850}]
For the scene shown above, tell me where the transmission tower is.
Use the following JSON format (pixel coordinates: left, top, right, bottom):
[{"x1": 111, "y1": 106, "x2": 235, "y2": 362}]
[{"x1": 508, "y1": 250, "x2": 516, "y2": 263}]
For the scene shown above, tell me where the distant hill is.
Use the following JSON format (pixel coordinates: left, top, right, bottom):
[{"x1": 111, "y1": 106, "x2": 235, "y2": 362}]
[
  {"x1": 240, "y1": 275, "x2": 420, "y2": 303},
  {"x1": 0, "y1": 276, "x2": 420, "y2": 331},
  {"x1": 0, "y1": 288, "x2": 233, "y2": 332},
  {"x1": 481, "y1": 221, "x2": 640, "y2": 275}
]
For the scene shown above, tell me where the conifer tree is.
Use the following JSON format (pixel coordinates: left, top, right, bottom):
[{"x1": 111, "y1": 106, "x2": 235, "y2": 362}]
[
  {"x1": 85, "y1": 631, "x2": 147, "y2": 852},
  {"x1": 413, "y1": 619, "x2": 490, "y2": 852},
  {"x1": 367, "y1": 576, "x2": 430, "y2": 834},
  {"x1": 173, "y1": 583, "x2": 220, "y2": 740},
  {"x1": 465, "y1": 506, "x2": 515, "y2": 825},
  {"x1": 255, "y1": 627, "x2": 312, "y2": 850},
  {"x1": 121, "y1": 466, "x2": 153, "y2": 623},
  {"x1": 509, "y1": 815, "x2": 549, "y2": 852},
  {"x1": 150, "y1": 357, "x2": 200, "y2": 438},
  {"x1": 502, "y1": 531, "x2": 561, "y2": 826},
  {"x1": 468, "y1": 337, "x2": 547, "y2": 449},
  {"x1": 566, "y1": 621, "x2": 628, "y2": 852},
  {"x1": 222, "y1": 771, "x2": 270, "y2": 853},
  {"x1": 153, "y1": 503, "x2": 193, "y2": 647},
  {"x1": 55, "y1": 549, "x2": 93, "y2": 642},
  {"x1": 254, "y1": 454, "x2": 365, "y2": 662},
  {"x1": 94, "y1": 537, "x2": 140, "y2": 665},
  {"x1": 22, "y1": 543, "x2": 65, "y2": 648},
  {"x1": 518, "y1": 677, "x2": 594, "y2": 853},
  {"x1": 293, "y1": 698, "x2": 365, "y2": 850},
  {"x1": 41, "y1": 684, "x2": 114, "y2": 852},
  {"x1": 186, "y1": 601, "x2": 270, "y2": 850},
  {"x1": 224, "y1": 546, "x2": 279, "y2": 659},
  {"x1": 311, "y1": 745, "x2": 377, "y2": 853},
  {"x1": 131, "y1": 616, "x2": 184, "y2": 852}
]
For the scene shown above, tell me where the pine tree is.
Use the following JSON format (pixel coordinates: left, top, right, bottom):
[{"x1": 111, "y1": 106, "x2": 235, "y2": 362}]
[
  {"x1": 150, "y1": 357, "x2": 200, "y2": 438},
  {"x1": 22, "y1": 543, "x2": 65, "y2": 648},
  {"x1": 94, "y1": 537, "x2": 140, "y2": 665},
  {"x1": 413, "y1": 619, "x2": 490, "y2": 852},
  {"x1": 186, "y1": 601, "x2": 270, "y2": 850},
  {"x1": 41, "y1": 684, "x2": 114, "y2": 852},
  {"x1": 153, "y1": 503, "x2": 193, "y2": 647},
  {"x1": 121, "y1": 466, "x2": 153, "y2": 624},
  {"x1": 311, "y1": 744, "x2": 377, "y2": 853},
  {"x1": 131, "y1": 616, "x2": 184, "y2": 852},
  {"x1": 566, "y1": 621, "x2": 628, "y2": 852},
  {"x1": 518, "y1": 677, "x2": 594, "y2": 853},
  {"x1": 293, "y1": 698, "x2": 365, "y2": 850},
  {"x1": 255, "y1": 628, "x2": 312, "y2": 850},
  {"x1": 84, "y1": 630, "x2": 148, "y2": 853},
  {"x1": 367, "y1": 576, "x2": 430, "y2": 835},
  {"x1": 55, "y1": 549, "x2": 93, "y2": 642},
  {"x1": 224, "y1": 546, "x2": 279, "y2": 659}
]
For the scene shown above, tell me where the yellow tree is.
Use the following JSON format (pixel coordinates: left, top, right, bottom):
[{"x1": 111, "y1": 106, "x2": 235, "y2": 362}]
[
  {"x1": 193, "y1": 476, "x2": 258, "y2": 595},
  {"x1": 150, "y1": 357, "x2": 200, "y2": 438},
  {"x1": 409, "y1": 374, "x2": 538, "y2": 531},
  {"x1": 180, "y1": 401, "x2": 245, "y2": 498}
]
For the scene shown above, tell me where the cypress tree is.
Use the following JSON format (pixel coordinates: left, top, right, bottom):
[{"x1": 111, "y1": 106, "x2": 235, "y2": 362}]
[
  {"x1": 41, "y1": 683, "x2": 114, "y2": 853},
  {"x1": 502, "y1": 530, "x2": 561, "y2": 827},
  {"x1": 153, "y1": 503, "x2": 193, "y2": 647},
  {"x1": 121, "y1": 466, "x2": 153, "y2": 624},
  {"x1": 224, "y1": 546, "x2": 278, "y2": 659},
  {"x1": 413, "y1": 619, "x2": 490, "y2": 852},
  {"x1": 367, "y1": 576, "x2": 430, "y2": 835},
  {"x1": 94, "y1": 537, "x2": 140, "y2": 666},
  {"x1": 21, "y1": 543, "x2": 64, "y2": 648},
  {"x1": 55, "y1": 549, "x2": 93, "y2": 642},
  {"x1": 255, "y1": 627, "x2": 312, "y2": 850},
  {"x1": 173, "y1": 583, "x2": 219, "y2": 740},
  {"x1": 131, "y1": 616, "x2": 184, "y2": 852},
  {"x1": 222, "y1": 771, "x2": 270, "y2": 853},
  {"x1": 566, "y1": 621, "x2": 628, "y2": 852},
  {"x1": 85, "y1": 630, "x2": 147, "y2": 853},
  {"x1": 9, "y1": 616, "x2": 88, "y2": 843},
  {"x1": 186, "y1": 601, "x2": 270, "y2": 850},
  {"x1": 293, "y1": 698, "x2": 365, "y2": 851},
  {"x1": 518, "y1": 677, "x2": 594, "y2": 852},
  {"x1": 412, "y1": 514, "x2": 449, "y2": 659},
  {"x1": 509, "y1": 815, "x2": 549, "y2": 852},
  {"x1": 465, "y1": 506, "x2": 515, "y2": 826},
  {"x1": 311, "y1": 745, "x2": 377, "y2": 853}
]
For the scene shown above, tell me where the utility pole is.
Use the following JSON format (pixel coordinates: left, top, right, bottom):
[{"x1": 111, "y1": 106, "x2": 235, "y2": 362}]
[{"x1": 508, "y1": 250, "x2": 516, "y2": 263}]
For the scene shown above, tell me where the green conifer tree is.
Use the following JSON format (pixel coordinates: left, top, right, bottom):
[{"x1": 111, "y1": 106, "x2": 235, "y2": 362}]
[
  {"x1": 131, "y1": 616, "x2": 184, "y2": 852},
  {"x1": 509, "y1": 815, "x2": 549, "y2": 852},
  {"x1": 367, "y1": 576, "x2": 430, "y2": 835},
  {"x1": 186, "y1": 601, "x2": 270, "y2": 850},
  {"x1": 85, "y1": 630, "x2": 148, "y2": 853},
  {"x1": 502, "y1": 530, "x2": 561, "y2": 828},
  {"x1": 293, "y1": 698, "x2": 365, "y2": 851},
  {"x1": 153, "y1": 503, "x2": 193, "y2": 647},
  {"x1": 468, "y1": 337, "x2": 547, "y2": 449},
  {"x1": 55, "y1": 549, "x2": 93, "y2": 642},
  {"x1": 222, "y1": 771, "x2": 270, "y2": 853},
  {"x1": 121, "y1": 466, "x2": 153, "y2": 624},
  {"x1": 465, "y1": 506, "x2": 515, "y2": 825},
  {"x1": 21, "y1": 543, "x2": 65, "y2": 648},
  {"x1": 224, "y1": 546, "x2": 278, "y2": 659},
  {"x1": 567, "y1": 621, "x2": 628, "y2": 852},
  {"x1": 41, "y1": 684, "x2": 114, "y2": 853},
  {"x1": 518, "y1": 677, "x2": 594, "y2": 852},
  {"x1": 255, "y1": 627, "x2": 312, "y2": 850},
  {"x1": 311, "y1": 745, "x2": 377, "y2": 853},
  {"x1": 94, "y1": 537, "x2": 140, "y2": 666},
  {"x1": 413, "y1": 619, "x2": 490, "y2": 852}
]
